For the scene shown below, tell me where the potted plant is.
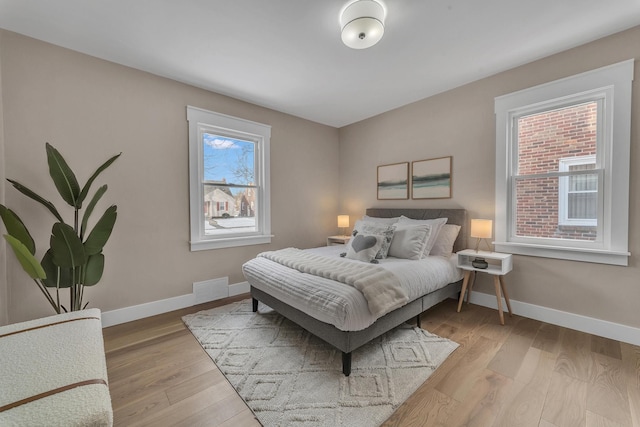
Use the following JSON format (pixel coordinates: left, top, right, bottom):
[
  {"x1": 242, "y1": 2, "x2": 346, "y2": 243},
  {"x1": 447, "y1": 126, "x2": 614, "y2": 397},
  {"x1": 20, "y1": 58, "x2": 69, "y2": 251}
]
[{"x1": 0, "y1": 143, "x2": 121, "y2": 313}]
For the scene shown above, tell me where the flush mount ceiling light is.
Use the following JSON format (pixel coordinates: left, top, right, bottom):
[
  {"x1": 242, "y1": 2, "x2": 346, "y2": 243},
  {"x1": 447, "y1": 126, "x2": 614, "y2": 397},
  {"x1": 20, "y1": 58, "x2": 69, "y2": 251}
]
[{"x1": 340, "y1": 0, "x2": 386, "y2": 49}]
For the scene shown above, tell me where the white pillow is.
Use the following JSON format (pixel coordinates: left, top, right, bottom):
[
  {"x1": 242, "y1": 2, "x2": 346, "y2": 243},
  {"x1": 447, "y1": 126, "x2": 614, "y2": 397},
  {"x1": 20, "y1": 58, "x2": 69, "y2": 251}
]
[
  {"x1": 352, "y1": 220, "x2": 394, "y2": 259},
  {"x1": 396, "y1": 216, "x2": 448, "y2": 257},
  {"x1": 388, "y1": 223, "x2": 432, "y2": 260},
  {"x1": 361, "y1": 215, "x2": 400, "y2": 225},
  {"x1": 345, "y1": 233, "x2": 384, "y2": 263},
  {"x1": 429, "y1": 224, "x2": 461, "y2": 258}
]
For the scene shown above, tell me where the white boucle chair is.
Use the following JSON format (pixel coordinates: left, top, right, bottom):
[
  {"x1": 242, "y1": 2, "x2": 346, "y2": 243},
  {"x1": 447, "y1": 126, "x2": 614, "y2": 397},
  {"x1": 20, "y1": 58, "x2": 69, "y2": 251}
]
[{"x1": 0, "y1": 308, "x2": 113, "y2": 426}]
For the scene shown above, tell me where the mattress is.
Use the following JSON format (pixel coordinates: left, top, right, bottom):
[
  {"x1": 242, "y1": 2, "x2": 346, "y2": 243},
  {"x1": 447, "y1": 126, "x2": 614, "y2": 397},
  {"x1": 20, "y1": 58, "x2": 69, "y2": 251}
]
[{"x1": 242, "y1": 245, "x2": 463, "y2": 331}]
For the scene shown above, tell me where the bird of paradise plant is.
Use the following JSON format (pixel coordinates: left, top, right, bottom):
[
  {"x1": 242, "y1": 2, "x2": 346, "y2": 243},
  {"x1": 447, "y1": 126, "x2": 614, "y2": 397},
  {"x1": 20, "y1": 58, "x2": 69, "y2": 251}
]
[{"x1": 0, "y1": 143, "x2": 121, "y2": 313}]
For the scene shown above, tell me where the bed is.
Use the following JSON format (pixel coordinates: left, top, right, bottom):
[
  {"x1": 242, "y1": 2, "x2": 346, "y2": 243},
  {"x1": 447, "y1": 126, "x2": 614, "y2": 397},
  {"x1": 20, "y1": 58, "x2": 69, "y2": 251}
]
[{"x1": 243, "y1": 208, "x2": 467, "y2": 376}]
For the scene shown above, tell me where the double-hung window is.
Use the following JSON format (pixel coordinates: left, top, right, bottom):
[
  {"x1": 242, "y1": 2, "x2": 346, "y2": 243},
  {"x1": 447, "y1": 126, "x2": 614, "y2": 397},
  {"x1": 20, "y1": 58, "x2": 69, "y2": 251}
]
[
  {"x1": 187, "y1": 106, "x2": 271, "y2": 250},
  {"x1": 494, "y1": 60, "x2": 633, "y2": 265}
]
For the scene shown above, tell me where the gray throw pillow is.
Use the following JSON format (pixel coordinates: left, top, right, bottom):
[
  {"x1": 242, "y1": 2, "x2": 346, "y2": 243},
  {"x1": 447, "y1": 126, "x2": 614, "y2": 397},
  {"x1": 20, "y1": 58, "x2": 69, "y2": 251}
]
[
  {"x1": 352, "y1": 220, "x2": 395, "y2": 259},
  {"x1": 345, "y1": 234, "x2": 384, "y2": 263},
  {"x1": 388, "y1": 223, "x2": 431, "y2": 260},
  {"x1": 396, "y1": 216, "x2": 448, "y2": 257}
]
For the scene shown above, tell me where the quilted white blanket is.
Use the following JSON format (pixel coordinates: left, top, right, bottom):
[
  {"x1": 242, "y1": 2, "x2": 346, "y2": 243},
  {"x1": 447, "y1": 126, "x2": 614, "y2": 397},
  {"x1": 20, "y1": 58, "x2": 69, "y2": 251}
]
[{"x1": 259, "y1": 247, "x2": 409, "y2": 317}]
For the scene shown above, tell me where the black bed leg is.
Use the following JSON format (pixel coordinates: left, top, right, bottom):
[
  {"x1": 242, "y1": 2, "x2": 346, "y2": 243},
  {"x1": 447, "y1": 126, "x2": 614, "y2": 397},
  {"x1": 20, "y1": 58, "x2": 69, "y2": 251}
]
[
  {"x1": 416, "y1": 314, "x2": 421, "y2": 329},
  {"x1": 252, "y1": 298, "x2": 258, "y2": 312},
  {"x1": 342, "y1": 352, "x2": 352, "y2": 376}
]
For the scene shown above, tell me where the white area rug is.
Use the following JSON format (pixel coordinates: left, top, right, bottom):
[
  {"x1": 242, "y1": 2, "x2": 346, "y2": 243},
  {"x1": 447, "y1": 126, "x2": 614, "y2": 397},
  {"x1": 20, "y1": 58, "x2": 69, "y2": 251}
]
[{"x1": 183, "y1": 300, "x2": 458, "y2": 427}]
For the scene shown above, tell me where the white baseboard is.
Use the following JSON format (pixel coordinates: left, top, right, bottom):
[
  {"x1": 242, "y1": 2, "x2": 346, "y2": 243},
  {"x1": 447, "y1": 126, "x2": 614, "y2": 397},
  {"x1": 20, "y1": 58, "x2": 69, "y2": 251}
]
[
  {"x1": 467, "y1": 291, "x2": 640, "y2": 346},
  {"x1": 229, "y1": 281, "x2": 250, "y2": 297},
  {"x1": 102, "y1": 280, "x2": 640, "y2": 347},
  {"x1": 101, "y1": 280, "x2": 250, "y2": 328}
]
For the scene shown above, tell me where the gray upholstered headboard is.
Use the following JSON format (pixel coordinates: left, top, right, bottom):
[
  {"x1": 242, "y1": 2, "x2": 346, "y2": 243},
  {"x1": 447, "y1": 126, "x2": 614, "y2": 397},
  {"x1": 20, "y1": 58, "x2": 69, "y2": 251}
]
[{"x1": 365, "y1": 208, "x2": 468, "y2": 254}]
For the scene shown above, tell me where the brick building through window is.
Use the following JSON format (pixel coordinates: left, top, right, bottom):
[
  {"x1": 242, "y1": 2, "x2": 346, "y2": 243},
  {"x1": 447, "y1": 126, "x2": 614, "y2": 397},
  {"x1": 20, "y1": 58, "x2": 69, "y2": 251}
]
[{"x1": 515, "y1": 101, "x2": 597, "y2": 241}]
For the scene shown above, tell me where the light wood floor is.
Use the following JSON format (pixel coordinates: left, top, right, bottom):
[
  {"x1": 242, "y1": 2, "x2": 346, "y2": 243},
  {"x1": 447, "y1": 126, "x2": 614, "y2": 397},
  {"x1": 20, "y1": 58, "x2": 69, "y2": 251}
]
[{"x1": 103, "y1": 295, "x2": 640, "y2": 426}]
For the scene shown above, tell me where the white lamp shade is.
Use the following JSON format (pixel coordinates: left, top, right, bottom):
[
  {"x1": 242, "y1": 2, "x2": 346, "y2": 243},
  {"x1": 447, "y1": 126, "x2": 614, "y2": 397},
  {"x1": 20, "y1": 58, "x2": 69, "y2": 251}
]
[
  {"x1": 340, "y1": 0, "x2": 385, "y2": 49},
  {"x1": 470, "y1": 219, "x2": 493, "y2": 239},
  {"x1": 337, "y1": 215, "x2": 350, "y2": 228}
]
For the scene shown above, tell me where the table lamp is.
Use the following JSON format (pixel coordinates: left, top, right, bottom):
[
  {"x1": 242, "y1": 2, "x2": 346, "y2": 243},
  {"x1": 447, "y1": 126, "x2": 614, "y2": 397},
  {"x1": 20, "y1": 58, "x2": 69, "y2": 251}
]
[
  {"x1": 337, "y1": 215, "x2": 350, "y2": 237},
  {"x1": 470, "y1": 219, "x2": 493, "y2": 268}
]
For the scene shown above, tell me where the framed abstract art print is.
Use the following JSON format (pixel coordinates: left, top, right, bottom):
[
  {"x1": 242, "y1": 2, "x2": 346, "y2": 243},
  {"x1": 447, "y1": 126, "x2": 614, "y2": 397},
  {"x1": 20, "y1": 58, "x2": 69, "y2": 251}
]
[
  {"x1": 377, "y1": 162, "x2": 409, "y2": 200},
  {"x1": 411, "y1": 156, "x2": 452, "y2": 199}
]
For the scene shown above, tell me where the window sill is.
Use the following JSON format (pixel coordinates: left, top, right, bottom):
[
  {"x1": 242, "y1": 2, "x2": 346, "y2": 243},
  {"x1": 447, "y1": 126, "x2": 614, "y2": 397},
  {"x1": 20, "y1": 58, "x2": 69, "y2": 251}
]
[
  {"x1": 190, "y1": 234, "x2": 273, "y2": 251},
  {"x1": 494, "y1": 241, "x2": 629, "y2": 266}
]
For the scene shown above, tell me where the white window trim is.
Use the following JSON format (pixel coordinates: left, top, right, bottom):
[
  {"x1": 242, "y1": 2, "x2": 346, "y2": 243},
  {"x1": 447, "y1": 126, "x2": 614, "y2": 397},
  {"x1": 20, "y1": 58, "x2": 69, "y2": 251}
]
[
  {"x1": 494, "y1": 59, "x2": 633, "y2": 266},
  {"x1": 187, "y1": 106, "x2": 272, "y2": 251},
  {"x1": 558, "y1": 155, "x2": 597, "y2": 227}
]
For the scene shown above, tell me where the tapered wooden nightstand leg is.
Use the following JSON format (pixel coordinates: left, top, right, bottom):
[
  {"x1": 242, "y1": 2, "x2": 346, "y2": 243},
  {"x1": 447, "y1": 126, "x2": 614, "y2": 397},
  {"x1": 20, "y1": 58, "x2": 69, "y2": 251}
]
[
  {"x1": 456, "y1": 250, "x2": 513, "y2": 323},
  {"x1": 493, "y1": 275, "x2": 505, "y2": 325},
  {"x1": 466, "y1": 271, "x2": 476, "y2": 304},
  {"x1": 499, "y1": 275, "x2": 512, "y2": 316},
  {"x1": 457, "y1": 271, "x2": 472, "y2": 312}
]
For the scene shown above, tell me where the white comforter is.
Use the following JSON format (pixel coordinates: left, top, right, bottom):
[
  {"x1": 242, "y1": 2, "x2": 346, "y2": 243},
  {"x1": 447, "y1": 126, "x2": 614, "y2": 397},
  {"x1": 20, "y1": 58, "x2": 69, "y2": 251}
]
[{"x1": 242, "y1": 245, "x2": 463, "y2": 331}]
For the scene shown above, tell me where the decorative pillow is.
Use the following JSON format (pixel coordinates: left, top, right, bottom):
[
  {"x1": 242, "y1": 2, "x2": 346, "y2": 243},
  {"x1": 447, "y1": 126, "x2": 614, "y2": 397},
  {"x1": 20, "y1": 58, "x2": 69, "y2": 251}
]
[
  {"x1": 429, "y1": 224, "x2": 462, "y2": 258},
  {"x1": 396, "y1": 216, "x2": 448, "y2": 257},
  {"x1": 361, "y1": 215, "x2": 400, "y2": 225},
  {"x1": 352, "y1": 220, "x2": 395, "y2": 259},
  {"x1": 388, "y1": 223, "x2": 432, "y2": 260},
  {"x1": 345, "y1": 233, "x2": 384, "y2": 263}
]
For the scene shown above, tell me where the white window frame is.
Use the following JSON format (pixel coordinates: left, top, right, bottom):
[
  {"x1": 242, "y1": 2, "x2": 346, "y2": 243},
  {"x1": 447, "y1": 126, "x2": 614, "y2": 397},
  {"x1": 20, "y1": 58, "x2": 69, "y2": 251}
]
[
  {"x1": 494, "y1": 60, "x2": 633, "y2": 266},
  {"x1": 187, "y1": 106, "x2": 272, "y2": 251},
  {"x1": 558, "y1": 155, "x2": 597, "y2": 227}
]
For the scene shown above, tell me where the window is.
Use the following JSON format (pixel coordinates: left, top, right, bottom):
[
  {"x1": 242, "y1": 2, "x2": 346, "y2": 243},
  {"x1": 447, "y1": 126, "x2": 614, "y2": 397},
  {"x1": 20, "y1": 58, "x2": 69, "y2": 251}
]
[
  {"x1": 514, "y1": 102, "x2": 599, "y2": 241},
  {"x1": 494, "y1": 60, "x2": 633, "y2": 265},
  {"x1": 558, "y1": 155, "x2": 596, "y2": 227},
  {"x1": 187, "y1": 106, "x2": 271, "y2": 250}
]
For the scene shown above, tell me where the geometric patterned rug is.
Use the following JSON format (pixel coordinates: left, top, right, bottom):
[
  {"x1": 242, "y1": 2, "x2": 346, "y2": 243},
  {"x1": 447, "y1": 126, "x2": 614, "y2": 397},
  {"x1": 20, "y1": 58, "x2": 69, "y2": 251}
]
[{"x1": 183, "y1": 299, "x2": 458, "y2": 427}]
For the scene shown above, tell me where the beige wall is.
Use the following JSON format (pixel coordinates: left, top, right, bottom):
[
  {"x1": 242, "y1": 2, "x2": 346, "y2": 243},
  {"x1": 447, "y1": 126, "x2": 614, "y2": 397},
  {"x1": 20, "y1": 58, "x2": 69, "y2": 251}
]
[
  {"x1": 339, "y1": 26, "x2": 640, "y2": 329},
  {"x1": 0, "y1": 31, "x2": 340, "y2": 323},
  {"x1": 1, "y1": 25, "x2": 638, "y2": 331}
]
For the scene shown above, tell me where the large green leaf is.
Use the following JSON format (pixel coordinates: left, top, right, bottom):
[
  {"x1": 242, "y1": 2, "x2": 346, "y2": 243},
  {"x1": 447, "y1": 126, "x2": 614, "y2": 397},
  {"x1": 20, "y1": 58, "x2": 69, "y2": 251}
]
[
  {"x1": 77, "y1": 152, "x2": 121, "y2": 208},
  {"x1": 46, "y1": 142, "x2": 80, "y2": 208},
  {"x1": 83, "y1": 254, "x2": 104, "y2": 286},
  {"x1": 80, "y1": 184, "x2": 107, "y2": 240},
  {"x1": 41, "y1": 249, "x2": 73, "y2": 288},
  {"x1": 0, "y1": 205, "x2": 36, "y2": 254},
  {"x1": 7, "y1": 179, "x2": 64, "y2": 223},
  {"x1": 4, "y1": 234, "x2": 46, "y2": 279},
  {"x1": 84, "y1": 205, "x2": 117, "y2": 256},
  {"x1": 50, "y1": 222, "x2": 87, "y2": 268}
]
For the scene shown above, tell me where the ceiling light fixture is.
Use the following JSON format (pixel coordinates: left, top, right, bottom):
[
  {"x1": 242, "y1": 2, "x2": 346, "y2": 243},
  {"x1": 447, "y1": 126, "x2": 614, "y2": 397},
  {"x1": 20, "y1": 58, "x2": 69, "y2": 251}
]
[{"x1": 340, "y1": 0, "x2": 386, "y2": 49}]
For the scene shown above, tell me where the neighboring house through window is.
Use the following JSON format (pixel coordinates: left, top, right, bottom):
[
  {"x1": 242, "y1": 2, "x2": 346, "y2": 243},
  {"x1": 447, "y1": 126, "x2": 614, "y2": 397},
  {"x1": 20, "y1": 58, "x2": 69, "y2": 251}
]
[
  {"x1": 494, "y1": 60, "x2": 633, "y2": 265},
  {"x1": 187, "y1": 106, "x2": 271, "y2": 250},
  {"x1": 558, "y1": 155, "x2": 597, "y2": 228}
]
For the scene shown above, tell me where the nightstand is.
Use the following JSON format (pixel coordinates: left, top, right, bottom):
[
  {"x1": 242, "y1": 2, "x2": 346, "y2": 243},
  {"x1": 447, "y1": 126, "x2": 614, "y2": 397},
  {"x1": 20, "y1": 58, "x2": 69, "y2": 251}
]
[
  {"x1": 456, "y1": 249, "x2": 513, "y2": 325},
  {"x1": 327, "y1": 235, "x2": 351, "y2": 246}
]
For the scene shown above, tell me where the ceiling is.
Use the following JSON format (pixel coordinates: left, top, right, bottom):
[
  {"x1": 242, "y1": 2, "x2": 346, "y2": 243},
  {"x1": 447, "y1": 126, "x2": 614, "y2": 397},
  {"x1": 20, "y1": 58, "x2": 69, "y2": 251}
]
[{"x1": 1, "y1": 1, "x2": 639, "y2": 128}]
